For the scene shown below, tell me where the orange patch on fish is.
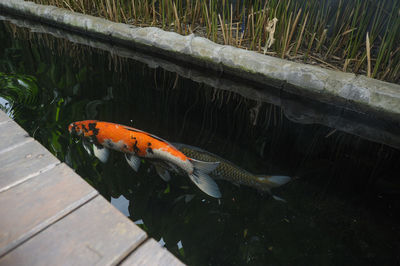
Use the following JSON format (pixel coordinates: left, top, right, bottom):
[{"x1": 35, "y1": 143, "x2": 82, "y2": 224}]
[
  {"x1": 68, "y1": 120, "x2": 222, "y2": 198},
  {"x1": 69, "y1": 120, "x2": 187, "y2": 161}
]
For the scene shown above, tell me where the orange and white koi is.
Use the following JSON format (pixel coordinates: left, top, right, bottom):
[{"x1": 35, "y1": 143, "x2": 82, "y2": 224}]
[{"x1": 68, "y1": 120, "x2": 221, "y2": 198}]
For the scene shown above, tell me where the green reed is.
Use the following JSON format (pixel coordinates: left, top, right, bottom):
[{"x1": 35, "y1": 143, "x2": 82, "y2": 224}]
[{"x1": 33, "y1": 0, "x2": 400, "y2": 83}]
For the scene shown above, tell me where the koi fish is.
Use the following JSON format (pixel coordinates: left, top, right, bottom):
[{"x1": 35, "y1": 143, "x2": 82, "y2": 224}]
[
  {"x1": 173, "y1": 143, "x2": 291, "y2": 201},
  {"x1": 68, "y1": 120, "x2": 221, "y2": 198}
]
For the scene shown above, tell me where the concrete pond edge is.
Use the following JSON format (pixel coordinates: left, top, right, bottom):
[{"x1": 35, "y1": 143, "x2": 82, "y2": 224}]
[
  {"x1": 1, "y1": 0, "x2": 399, "y2": 121},
  {"x1": 2, "y1": 14, "x2": 400, "y2": 150}
]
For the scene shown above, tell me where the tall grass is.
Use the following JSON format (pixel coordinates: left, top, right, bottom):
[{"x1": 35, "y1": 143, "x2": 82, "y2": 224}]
[{"x1": 33, "y1": 0, "x2": 400, "y2": 83}]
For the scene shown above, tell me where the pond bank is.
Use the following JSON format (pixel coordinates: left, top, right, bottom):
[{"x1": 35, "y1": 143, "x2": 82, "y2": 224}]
[
  {"x1": 2, "y1": 14, "x2": 400, "y2": 150},
  {"x1": 0, "y1": 0, "x2": 399, "y2": 121}
]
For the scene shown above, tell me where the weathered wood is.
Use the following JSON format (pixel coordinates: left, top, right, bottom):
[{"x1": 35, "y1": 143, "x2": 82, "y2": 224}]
[
  {"x1": 121, "y1": 239, "x2": 185, "y2": 266},
  {"x1": 0, "y1": 112, "x2": 183, "y2": 265},
  {"x1": 0, "y1": 163, "x2": 98, "y2": 256},
  {"x1": 0, "y1": 111, "x2": 10, "y2": 124},
  {"x1": 0, "y1": 196, "x2": 147, "y2": 266},
  {"x1": 0, "y1": 140, "x2": 59, "y2": 192},
  {"x1": 0, "y1": 120, "x2": 32, "y2": 154}
]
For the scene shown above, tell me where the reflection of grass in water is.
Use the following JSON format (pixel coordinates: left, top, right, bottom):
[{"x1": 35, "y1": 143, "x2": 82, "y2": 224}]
[
  {"x1": 0, "y1": 72, "x2": 38, "y2": 118},
  {"x1": 33, "y1": 0, "x2": 400, "y2": 83},
  {"x1": 2, "y1": 20, "x2": 400, "y2": 265},
  {"x1": 4, "y1": 21, "x2": 399, "y2": 189}
]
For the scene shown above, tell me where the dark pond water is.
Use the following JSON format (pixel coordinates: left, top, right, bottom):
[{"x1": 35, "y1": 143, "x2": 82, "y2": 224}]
[{"x1": 1, "y1": 17, "x2": 400, "y2": 265}]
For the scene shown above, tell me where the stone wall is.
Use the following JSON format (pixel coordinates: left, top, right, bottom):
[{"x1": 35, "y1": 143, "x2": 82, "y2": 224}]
[{"x1": 0, "y1": 0, "x2": 399, "y2": 120}]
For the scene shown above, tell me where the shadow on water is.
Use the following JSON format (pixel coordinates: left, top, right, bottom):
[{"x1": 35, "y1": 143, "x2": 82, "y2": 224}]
[{"x1": 1, "y1": 15, "x2": 400, "y2": 265}]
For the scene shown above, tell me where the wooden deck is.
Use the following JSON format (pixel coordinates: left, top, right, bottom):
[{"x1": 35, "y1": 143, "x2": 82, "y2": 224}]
[{"x1": 0, "y1": 110, "x2": 184, "y2": 265}]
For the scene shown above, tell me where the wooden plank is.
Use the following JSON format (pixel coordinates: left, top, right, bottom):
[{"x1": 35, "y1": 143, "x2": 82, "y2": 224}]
[
  {"x1": 0, "y1": 163, "x2": 98, "y2": 256},
  {"x1": 0, "y1": 120, "x2": 32, "y2": 154},
  {"x1": 0, "y1": 140, "x2": 59, "y2": 192},
  {"x1": 0, "y1": 110, "x2": 9, "y2": 124},
  {"x1": 121, "y1": 239, "x2": 185, "y2": 266},
  {"x1": 0, "y1": 196, "x2": 147, "y2": 266}
]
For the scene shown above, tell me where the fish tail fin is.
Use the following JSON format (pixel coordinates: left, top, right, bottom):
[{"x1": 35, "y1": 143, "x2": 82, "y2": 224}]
[
  {"x1": 271, "y1": 194, "x2": 287, "y2": 202},
  {"x1": 189, "y1": 170, "x2": 222, "y2": 198},
  {"x1": 257, "y1": 175, "x2": 291, "y2": 203},
  {"x1": 189, "y1": 158, "x2": 219, "y2": 174},
  {"x1": 256, "y1": 175, "x2": 291, "y2": 188}
]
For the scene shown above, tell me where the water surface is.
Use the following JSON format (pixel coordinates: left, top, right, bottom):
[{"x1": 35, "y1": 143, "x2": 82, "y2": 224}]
[{"x1": 1, "y1": 17, "x2": 399, "y2": 265}]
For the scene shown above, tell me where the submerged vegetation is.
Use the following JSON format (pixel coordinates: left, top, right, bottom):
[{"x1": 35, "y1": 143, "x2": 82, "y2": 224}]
[
  {"x1": 32, "y1": 0, "x2": 400, "y2": 83},
  {"x1": 0, "y1": 72, "x2": 38, "y2": 117},
  {"x1": 2, "y1": 20, "x2": 400, "y2": 265}
]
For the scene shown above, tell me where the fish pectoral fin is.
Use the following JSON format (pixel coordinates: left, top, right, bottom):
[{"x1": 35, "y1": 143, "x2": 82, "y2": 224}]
[
  {"x1": 166, "y1": 162, "x2": 180, "y2": 173},
  {"x1": 125, "y1": 153, "x2": 141, "y2": 172},
  {"x1": 154, "y1": 164, "x2": 171, "y2": 182},
  {"x1": 93, "y1": 145, "x2": 109, "y2": 163},
  {"x1": 190, "y1": 158, "x2": 219, "y2": 174},
  {"x1": 82, "y1": 139, "x2": 93, "y2": 156},
  {"x1": 189, "y1": 170, "x2": 221, "y2": 198}
]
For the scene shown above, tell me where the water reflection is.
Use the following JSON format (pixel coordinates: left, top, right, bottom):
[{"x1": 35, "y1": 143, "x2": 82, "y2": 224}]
[
  {"x1": 2, "y1": 13, "x2": 399, "y2": 150},
  {"x1": 110, "y1": 195, "x2": 130, "y2": 217},
  {"x1": 1, "y1": 17, "x2": 400, "y2": 265}
]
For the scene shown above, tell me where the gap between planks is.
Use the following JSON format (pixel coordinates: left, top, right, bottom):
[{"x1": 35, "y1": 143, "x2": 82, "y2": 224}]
[
  {"x1": 0, "y1": 192, "x2": 99, "y2": 258},
  {"x1": 0, "y1": 161, "x2": 60, "y2": 193},
  {"x1": 0, "y1": 138, "x2": 34, "y2": 156}
]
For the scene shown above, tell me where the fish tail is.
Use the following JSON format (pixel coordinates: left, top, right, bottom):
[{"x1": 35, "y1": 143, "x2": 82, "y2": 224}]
[
  {"x1": 271, "y1": 193, "x2": 287, "y2": 202},
  {"x1": 256, "y1": 175, "x2": 291, "y2": 188},
  {"x1": 188, "y1": 158, "x2": 221, "y2": 198},
  {"x1": 257, "y1": 175, "x2": 291, "y2": 202}
]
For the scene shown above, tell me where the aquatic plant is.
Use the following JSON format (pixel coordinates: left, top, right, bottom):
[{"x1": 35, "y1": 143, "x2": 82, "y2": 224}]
[
  {"x1": 2, "y1": 19, "x2": 400, "y2": 266},
  {"x1": 31, "y1": 0, "x2": 400, "y2": 84},
  {"x1": 0, "y1": 72, "x2": 39, "y2": 117}
]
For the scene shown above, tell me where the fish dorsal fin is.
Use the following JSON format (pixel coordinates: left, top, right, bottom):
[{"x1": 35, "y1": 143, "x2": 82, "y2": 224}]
[
  {"x1": 122, "y1": 126, "x2": 174, "y2": 146},
  {"x1": 256, "y1": 175, "x2": 291, "y2": 188},
  {"x1": 190, "y1": 158, "x2": 219, "y2": 174},
  {"x1": 154, "y1": 164, "x2": 171, "y2": 182},
  {"x1": 125, "y1": 153, "x2": 141, "y2": 172},
  {"x1": 171, "y1": 143, "x2": 208, "y2": 153},
  {"x1": 256, "y1": 176, "x2": 291, "y2": 203},
  {"x1": 173, "y1": 142, "x2": 227, "y2": 162},
  {"x1": 189, "y1": 170, "x2": 221, "y2": 198},
  {"x1": 93, "y1": 145, "x2": 109, "y2": 163}
]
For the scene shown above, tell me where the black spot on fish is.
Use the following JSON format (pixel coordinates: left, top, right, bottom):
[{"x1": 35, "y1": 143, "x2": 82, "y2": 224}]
[
  {"x1": 94, "y1": 143, "x2": 103, "y2": 149},
  {"x1": 69, "y1": 123, "x2": 77, "y2": 135},
  {"x1": 88, "y1": 123, "x2": 99, "y2": 136},
  {"x1": 132, "y1": 140, "x2": 140, "y2": 153},
  {"x1": 90, "y1": 135, "x2": 100, "y2": 145},
  {"x1": 106, "y1": 140, "x2": 114, "y2": 148},
  {"x1": 88, "y1": 122, "x2": 96, "y2": 130},
  {"x1": 147, "y1": 147, "x2": 154, "y2": 154},
  {"x1": 81, "y1": 124, "x2": 89, "y2": 133}
]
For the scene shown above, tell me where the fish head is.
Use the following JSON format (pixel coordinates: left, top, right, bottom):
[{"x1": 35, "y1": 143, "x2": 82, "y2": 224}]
[{"x1": 68, "y1": 120, "x2": 99, "y2": 138}]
